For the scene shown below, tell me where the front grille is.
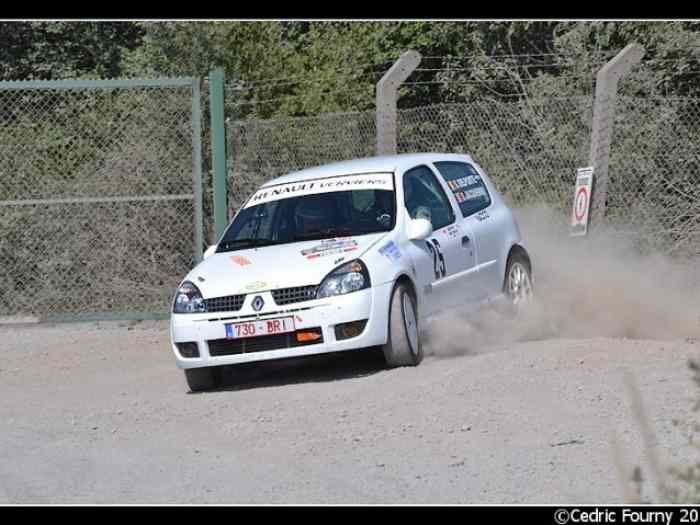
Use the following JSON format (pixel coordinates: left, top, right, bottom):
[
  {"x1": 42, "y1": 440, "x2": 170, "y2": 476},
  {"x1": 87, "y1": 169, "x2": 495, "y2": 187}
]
[
  {"x1": 204, "y1": 294, "x2": 246, "y2": 313},
  {"x1": 272, "y1": 285, "x2": 318, "y2": 305},
  {"x1": 208, "y1": 328, "x2": 323, "y2": 356}
]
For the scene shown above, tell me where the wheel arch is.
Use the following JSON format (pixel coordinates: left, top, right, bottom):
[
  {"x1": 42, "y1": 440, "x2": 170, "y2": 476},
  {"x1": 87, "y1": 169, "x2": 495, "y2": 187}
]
[
  {"x1": 504, "y1": 243, "x2": 533, "y2": 286},
  {"x1": 394, "y1": 273, "x2": 418, "y2": 299},
  {"x1": 506, "y1": 243, "x2": 531, "y2": 270}
]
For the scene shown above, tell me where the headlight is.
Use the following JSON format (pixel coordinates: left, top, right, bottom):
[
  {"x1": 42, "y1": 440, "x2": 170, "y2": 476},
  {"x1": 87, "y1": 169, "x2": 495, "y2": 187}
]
[
  {"x1": 317, "y1": 260, "x2": 370, "y2": 299},
  {"x1": 173, "y1": 281, "x2": 207, "y2": 313}
]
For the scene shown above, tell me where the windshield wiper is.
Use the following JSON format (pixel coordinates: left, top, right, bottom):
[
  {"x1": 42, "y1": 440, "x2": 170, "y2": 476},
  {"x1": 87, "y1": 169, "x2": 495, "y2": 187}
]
[
  {"x1": 293, "y1": 227, "x2": 355, "y2": 242},
  {"x1": 217, "y1": 238, "x2": 280, "y2": 252}
]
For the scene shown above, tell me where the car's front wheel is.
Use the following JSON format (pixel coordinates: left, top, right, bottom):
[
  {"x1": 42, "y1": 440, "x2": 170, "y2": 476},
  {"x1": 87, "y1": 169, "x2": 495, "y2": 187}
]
[
  {"x1": 184, "y1": 366, "x2": 222, "y2": 392},
  {"x1": 382, "y1": 281, "x2": 423, "y2": 367}
]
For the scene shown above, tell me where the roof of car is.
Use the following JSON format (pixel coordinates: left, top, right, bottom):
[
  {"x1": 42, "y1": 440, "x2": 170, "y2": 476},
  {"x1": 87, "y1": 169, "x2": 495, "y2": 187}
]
[{"x1": 261, "y1": 152, "x2": 474, "y2": 187}]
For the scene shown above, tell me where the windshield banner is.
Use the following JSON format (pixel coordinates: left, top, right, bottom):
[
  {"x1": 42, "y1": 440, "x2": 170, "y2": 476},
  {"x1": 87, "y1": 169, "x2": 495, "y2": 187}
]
[{"x1": 244, "y1": 173, "x2": 394, "y2": 208}]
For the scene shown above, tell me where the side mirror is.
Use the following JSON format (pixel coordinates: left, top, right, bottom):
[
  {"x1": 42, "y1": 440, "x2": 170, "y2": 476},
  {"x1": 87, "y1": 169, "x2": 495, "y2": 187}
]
[
  {"x1": 203, "y1": 245, "x2": 217, "y2": 260},
  {"x1": 407, "y1": 218, "x2": 433, "y2": 241}
]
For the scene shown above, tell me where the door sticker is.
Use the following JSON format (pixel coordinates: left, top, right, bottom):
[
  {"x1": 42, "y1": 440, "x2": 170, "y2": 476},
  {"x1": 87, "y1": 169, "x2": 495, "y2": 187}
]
[
  {"x1": 476, "y1": 210, "x2": 490, "y2": 222},
  {"x1": 425, "y1": 238, "x2": 446, "y2": 281},
  {"x1": 379, "y1": 241, "x2": 402, "y2": 262}
]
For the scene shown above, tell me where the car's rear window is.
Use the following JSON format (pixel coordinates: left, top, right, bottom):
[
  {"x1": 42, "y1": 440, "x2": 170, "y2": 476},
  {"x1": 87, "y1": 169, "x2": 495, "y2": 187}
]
[{"x1": 433, "y1": 161, "x2": 491, "y2": 218}]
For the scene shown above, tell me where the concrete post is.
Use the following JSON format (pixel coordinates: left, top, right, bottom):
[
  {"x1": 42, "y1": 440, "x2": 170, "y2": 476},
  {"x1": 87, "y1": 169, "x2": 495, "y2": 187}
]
[
  {"x1": 376, "y1": 50, "x2": 422, "y2": 155},
  {"x1": 588, "y1": 43, "x2": 645, "y2": 227}
]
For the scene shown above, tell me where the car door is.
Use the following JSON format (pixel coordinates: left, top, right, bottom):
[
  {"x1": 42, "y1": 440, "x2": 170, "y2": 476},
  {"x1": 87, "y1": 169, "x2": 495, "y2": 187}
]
[
  {"x1": 400, "y1": 165, "x2": 478, "y2": 316},
  {"x1": 432, "y1": 160, "x2": 504, "y2": 300}
]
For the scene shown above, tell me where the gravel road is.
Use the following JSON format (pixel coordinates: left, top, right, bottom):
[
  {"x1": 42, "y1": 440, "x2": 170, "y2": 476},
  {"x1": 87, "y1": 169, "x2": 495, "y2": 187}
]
[{"x1": 0, "y1": 320, "x2": 697, "y2": 504}]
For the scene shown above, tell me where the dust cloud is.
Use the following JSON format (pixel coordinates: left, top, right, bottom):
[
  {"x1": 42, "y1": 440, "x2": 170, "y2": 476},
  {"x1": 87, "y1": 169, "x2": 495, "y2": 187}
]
[{"x1": 424, "y1": 205, "x2": 700, "y2": 357}]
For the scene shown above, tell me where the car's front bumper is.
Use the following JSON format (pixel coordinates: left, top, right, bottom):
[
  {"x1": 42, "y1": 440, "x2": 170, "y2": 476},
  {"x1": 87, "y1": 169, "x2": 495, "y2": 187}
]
[{"x1": 169, "y1": 282, "x2": 393, "y2": 369}]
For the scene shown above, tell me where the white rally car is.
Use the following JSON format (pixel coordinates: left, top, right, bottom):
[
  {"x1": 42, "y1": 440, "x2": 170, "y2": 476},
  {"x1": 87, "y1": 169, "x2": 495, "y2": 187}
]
[{"x1": 171, "y1": 153, "x2": 533, "y2": 391}]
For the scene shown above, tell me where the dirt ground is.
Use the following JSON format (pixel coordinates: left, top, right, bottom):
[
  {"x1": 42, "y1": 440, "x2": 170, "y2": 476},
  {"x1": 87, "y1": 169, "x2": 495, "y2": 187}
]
[{"x1": 0, "y1": 320, "x2": 697, "y2": 504}]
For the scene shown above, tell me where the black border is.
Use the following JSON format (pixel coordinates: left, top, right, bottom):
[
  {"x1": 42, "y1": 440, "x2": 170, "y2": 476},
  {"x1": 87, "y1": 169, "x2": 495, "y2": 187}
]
[{"x1": 3, "y1": 505, "x2": 700, "y2": 519}]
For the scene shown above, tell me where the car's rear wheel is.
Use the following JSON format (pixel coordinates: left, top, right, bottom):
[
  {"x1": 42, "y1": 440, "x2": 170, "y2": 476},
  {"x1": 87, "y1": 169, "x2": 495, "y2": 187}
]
[
  {"x1": 184, "y1": 366, "x2": 222, "y2": 392},
  {"x1": 503, "y1": 250, "x2": 533, "y2": 315},
  {"x1": 382, "y1": 281, "x2": 423, "y2": 367}
]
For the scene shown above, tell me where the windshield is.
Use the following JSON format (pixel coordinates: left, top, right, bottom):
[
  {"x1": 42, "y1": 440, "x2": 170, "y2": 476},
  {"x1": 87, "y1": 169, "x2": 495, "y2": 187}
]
[{"x1": 217, "y1": 176, "x2": 396, "y2": 253}]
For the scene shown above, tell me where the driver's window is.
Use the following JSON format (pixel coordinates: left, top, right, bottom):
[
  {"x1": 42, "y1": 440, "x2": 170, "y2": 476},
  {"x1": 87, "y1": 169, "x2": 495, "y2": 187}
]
[{"x1": 403, "y1": 166, "x2": 454, "y2": 230}]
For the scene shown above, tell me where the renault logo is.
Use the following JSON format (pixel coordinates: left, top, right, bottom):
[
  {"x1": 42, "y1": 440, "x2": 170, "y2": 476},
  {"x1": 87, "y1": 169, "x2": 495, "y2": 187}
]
[{"x1": 252, "y1": 296, "x2": 264, "y2": 312}]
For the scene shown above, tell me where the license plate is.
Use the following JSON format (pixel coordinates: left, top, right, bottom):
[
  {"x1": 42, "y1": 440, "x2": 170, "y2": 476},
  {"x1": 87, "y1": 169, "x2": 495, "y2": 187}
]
[{"x1": 225, "y1": 317, "x2": 296, "y2": 339}]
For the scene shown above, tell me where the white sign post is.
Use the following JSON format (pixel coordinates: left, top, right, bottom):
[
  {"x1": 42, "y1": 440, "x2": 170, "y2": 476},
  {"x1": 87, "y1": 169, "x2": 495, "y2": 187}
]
[{"x1": 570, "y1": 167, "x2": 595, "y2": 237}]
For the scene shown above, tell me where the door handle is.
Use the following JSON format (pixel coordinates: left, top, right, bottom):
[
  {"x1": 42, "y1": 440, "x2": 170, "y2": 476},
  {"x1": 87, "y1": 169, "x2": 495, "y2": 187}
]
[{"x1": 461, "y1": 235, "x2": 470, "y2": 246}]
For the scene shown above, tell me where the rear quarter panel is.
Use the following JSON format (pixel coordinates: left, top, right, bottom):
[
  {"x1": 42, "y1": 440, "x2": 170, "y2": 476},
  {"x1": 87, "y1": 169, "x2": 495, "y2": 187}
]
[{"x1": 469, "y1": 160, "x2": 527, "y2": 296}]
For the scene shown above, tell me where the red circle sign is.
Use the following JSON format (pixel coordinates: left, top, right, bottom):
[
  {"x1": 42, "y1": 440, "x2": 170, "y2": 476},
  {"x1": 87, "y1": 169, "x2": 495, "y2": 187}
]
[{"x1": 574, "y1": 186, "x2": 588, "y2": 222}]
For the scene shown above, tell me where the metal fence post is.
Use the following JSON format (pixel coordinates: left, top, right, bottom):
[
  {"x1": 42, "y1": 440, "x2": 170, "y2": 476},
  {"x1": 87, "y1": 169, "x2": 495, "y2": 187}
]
[
  {"x1": 191, "y1": 78, "x2": 204, "y2": 263},
  {"x1": 209, "y1": 68, "x2": 228, "y2": 241},
  {"x1": 588, "y1": 43, "x2": 645, "y2": 228},
  {"x1": 376, "y1": 50, "x2": 422, "y2": 155}
]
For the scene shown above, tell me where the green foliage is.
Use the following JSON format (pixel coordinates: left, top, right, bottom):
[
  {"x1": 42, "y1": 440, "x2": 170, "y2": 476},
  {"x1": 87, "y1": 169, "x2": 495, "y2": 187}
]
[
  {"x1": 4, "y1": 21, "x2": 699, "y2": 114},
  {"x1": 0, "y1": 21, "x2": 144, "y2": 80},
  {"x1": 116, "y1": 21, "x2": 700, "y2": 118}
]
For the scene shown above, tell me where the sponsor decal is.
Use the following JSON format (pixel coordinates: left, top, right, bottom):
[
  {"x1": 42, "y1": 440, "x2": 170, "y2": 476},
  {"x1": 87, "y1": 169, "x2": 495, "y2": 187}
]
[
  {"x1": 454, "y1": 187, "x2": 488, "y2": 204},
  {"x1": 476, "y1": 210, "x2": 490, "y2": 222},
  {"x1": 443, "y1": 224, "x2": 460, "y2": 238},
  {"x1": 245, "y1": 173, "x2": 394, "y2": 208},
  {"x1": 242, "y1": 280, "x2": 268, "y2": 293},
  {"x1": 464, "y1": 187, "x2": 488, "y2": 200},
  {"x1": 378, "y1": 241, "x2": 401, "y2": 262},
  {"x1": 446, "y1": 175, "x2": 481, "y2": 191},
  {"x1": 301, "y1": 238, "x2": 359, "y2": 260},
  {"x1": 230, "y1": 255, "x2": 252, "y2": 267}
]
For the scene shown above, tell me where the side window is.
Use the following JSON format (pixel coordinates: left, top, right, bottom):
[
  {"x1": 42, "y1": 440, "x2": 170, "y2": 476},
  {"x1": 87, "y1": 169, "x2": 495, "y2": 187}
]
[
  {"x1": 433, "y1": 161, "x2": 492, "y2": 218},
  {"x1": 403, "y1": 165, "x2": 455, "y2": 230}
]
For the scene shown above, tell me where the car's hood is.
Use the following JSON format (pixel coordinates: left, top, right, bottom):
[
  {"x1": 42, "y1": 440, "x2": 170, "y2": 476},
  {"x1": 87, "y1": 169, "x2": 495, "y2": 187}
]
[{"x1": 187, "y1": 233, "x2": 389, "y2": 298}]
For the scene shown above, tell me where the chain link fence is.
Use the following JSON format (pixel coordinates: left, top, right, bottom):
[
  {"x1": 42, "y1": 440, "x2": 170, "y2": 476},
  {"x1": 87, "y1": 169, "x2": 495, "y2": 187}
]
[
  {"x1": 227, "y1": 110, "x2": 377, "y2": 212},
  {"x1": 228, "y1": 97, "x2": 593, "y2": 211},
  {"x1": 605, "y1": 96, "x2": 700, "y2": 256},
  {"x1": 396, "y1": 97, "x2": 594, "y2": 210},
  {"x1": 4, "y1": 66, "x2": 698, "y2": 320},
  {"x1": 228, "y1": 93, "x2": 700, "y2": 256},
  {"x1": 0, "y1": 79, "x2": 203, "y2": 319}
]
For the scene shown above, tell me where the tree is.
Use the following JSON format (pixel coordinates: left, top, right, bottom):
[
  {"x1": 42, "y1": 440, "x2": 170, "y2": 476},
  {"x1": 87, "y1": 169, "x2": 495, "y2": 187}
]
[{"x1": 0, "y1": 21, "x2": 144, "y2": 81}]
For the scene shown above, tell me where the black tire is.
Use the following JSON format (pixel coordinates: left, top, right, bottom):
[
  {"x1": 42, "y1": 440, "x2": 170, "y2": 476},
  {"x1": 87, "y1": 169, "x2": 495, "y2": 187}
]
[
  {"x1": 184, "y1": 366, "x2": 222, "y2": 392},
  {"x1": 502, "y1": 250, "x2": 534, "y2": 317},
  {"x1": 382, "y1": 281, "x2": 423, "y2": 367}
]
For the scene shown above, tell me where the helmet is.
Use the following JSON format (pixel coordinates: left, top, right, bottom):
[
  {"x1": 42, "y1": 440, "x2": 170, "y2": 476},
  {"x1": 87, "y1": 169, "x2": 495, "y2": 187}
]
[{"x1": 294, "y1": 196, "x2": 335, "y2": 234}]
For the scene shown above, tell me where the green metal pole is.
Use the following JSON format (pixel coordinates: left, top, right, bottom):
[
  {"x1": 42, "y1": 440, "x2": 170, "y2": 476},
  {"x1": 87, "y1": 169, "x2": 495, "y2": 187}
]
[
  {"x1": 192, "y1": 78, "x2": 204, "y2": 263},
  {"x1": 209, "y1": 68, "x2": 228, "y2": 240}
]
